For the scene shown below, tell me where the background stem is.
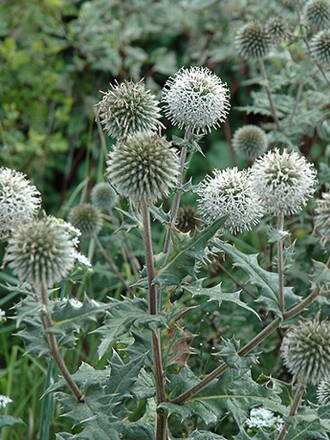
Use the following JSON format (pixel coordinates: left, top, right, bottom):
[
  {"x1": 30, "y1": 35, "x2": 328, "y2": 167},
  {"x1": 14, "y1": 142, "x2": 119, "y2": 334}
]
[
  {"x1": 259, "y1": 59, "x2": 282, "y2": 131},
  {"x1": 277, "y1": 213, "x2": 285, "y2": 313},
  {"x1": 276, "y1": 382, "x2": 306, "y2": 440}
]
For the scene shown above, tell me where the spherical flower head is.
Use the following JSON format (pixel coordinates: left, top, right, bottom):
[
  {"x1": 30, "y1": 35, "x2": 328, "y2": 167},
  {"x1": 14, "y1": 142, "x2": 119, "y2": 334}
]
[
  {"x1": 4, "y1": 217, "x2": 77, "y2": 288},
  {"x1": 97, "y1": 80, "x2": 162, "y2": 139},
  {"x1": 197, "y1": 168, "x2": 264, "y2": 234},
  {"x1": 311, "y1": 30, "x2": 330, "y2": 65},
  {"x1": 314, "y1": 192, "x2": 330, "y2": 247},
  {"x1": 162, "y1": 66, "x2": 230, "y2": 134},
  {"x1": 0, "y1": 167, "x2": 41, "y2": 239},
  {"x1": 304, "y1": 0, "x2": 330, "y2": 29},
  {"x1": 317, "y1": 379, "x2": 330, "y2": 404},
  {"x1": 232, "y1": 125, "x2": 268, "y2": 160},
  {"x1": 281, "y1": 318, "x2": 330, "y2": 385},
  {"x1": 266, "y1": 17, "x2": 288, "y2": 44},
  {"x1": 250, "y1": 149, "x2": 317, "y2": 216},
  {"x1": 106, "y1": 131, "x2": 180, "y2": 205},
  {"x1": 68, "y1": 203, "x2": 103, "y2": 236},
  {"x1": 91, "y1": 182, "x2": 118, "y2": 211},
  {"x1": 176, "y1": 206, "x2": 202, "y2": 234},
  {"x1": 235, "y1": 22, "x2": 272, "y2": 60}
]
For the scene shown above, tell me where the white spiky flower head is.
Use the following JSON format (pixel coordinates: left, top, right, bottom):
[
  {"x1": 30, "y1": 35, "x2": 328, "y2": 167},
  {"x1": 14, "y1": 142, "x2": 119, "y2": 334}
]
[
  {"x1": 235, "y1": 22, "x2": 272, "y2": 60},
  {"x1": 91, "y1": 182, "x2": 118, "y2": 211},
  {"x1": 232, "y1": 125, "x2": 268, "y2": 160},
  {"x1": 106, "y1": 131, "x2": 180, "y2": 205},
  {"x1": 0, "y1": 167, "x2": 41, "y2": 240},
  {"x1": 317, "y1": 379, "x2": 330, "y2": 404},
  {"x1": 250, "y1": 149, "x2": 317, "y2": 216},
  {"x1": 314, "y1": 192, "x2": 330, "y2": 247},
  {"x1": 311, "y1": 30, "x2": 330, "y2": 65},
  {"x1": 0, "y1": 395, "x2": 12, "y2": 409},
  {"x1": 266, "y1": 17, "x2": 289, "y2": 43},
  {"x1": 197, "y1": 168, "x2": 264, "y2": 234},
  {"x1": 281, "y1": 318, "x2": 330, "y2": 385},
  {"x1": 303, "y1": 0, "x2": 330, "y2": 29},
  {"x1": 4, "y1": 216, "x2": 89, "y2": 288},
  {"x1": 97, "y1": 80, "x2": 162, "y2": 139},
  {"x1": 162, "y1": 66, "x2": 230, "y2": 135}
]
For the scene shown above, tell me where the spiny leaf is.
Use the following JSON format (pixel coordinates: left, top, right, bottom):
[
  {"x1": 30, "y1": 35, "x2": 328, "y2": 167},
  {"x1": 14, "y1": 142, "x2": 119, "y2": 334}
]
[
  {"x1": 0, "y1": 415, "x2": 23, "y2": 428},
  {"x1": 183, "y1": 280, "x2": 260, "y2": 319},
  {"x1": 155, "y1": 217, "x2": 227, "y2": 286}
]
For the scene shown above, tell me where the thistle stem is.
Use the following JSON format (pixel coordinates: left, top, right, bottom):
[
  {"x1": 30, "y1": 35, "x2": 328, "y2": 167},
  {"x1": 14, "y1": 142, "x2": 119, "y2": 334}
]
[
  {"x1": 276, "y1": 382, "x2": 306, "y2": 440},
  {"x1": 163, "y1": 127, "x2": 193, "y2": 255},
  {"x1": 171, "y1": 286, "x2": 320, "y2": 404},
  {"x1": 140, "y1": 202, "x2": 167, "y2": 440},
  {"x1": 277, "y1": 213, "x2": 285, "y2": 314},
  {"x1": 259, "y1": 60, "x2": 282, "y2": 131},
  {"x1": 39, "y1": 285, "x2": 84, "y2": 402}
]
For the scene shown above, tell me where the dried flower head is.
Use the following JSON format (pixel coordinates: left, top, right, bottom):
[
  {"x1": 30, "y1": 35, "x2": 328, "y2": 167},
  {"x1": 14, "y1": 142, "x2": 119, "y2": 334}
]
[
  {"x1": 310, "y1": 30, "x2": 330, "y2": 64},
  {"x1": 106, "y1": 131, "x2": 180, "y2": 205},
  {"x1": 176, "y1": 206, "x2": 202, "y2": 234},
  {"x1": 162, "y1": 66, "x2": 230, "y2": 134},
  {"x1": 245, "y1": 407, "x2": 284, "y2": 434},
  {"x1": 97, "y1": 80, "x2": 162, "y2": 139},
  {"x1": 304, "y1": 0, "x2": 330, "y2": 29},
  {"x1": 68, "y1": 203, "x2": 103, "y2": 236},
  {"x1": 197, "y1": 168, "x2": 264, "y2": 234},
  {"x1": 4, "y1": 217, "x2": 78, "y2": 287},
  {"x1": 266, "y1": 17, "x2": 288, "y2": 43},
  {"x1": 0, "y1": 395, "x2": 12, "y2": 409},
  {"x1": 235, "y1": 22, "x2": 272, "y2": 60},
  {"x1": 281, "y1": 318, "x2": 330, "y2": 385},
  {"x1": 314, "y1": 192, "x2": 330, "y2": 247},
  {"x1": 0, "y1": 167, "x2": 41, "y2": 239},
  {"x1": 91, "y1": 182, "x2": 118, "y2": 211},
  {"x1": 250, "y1": 149, "x2": 317, "y2": 216},
  {"x1": 317, "y1": 379, "x2": 330, "y2": 404},
  {"x1": 232, "y1": 125, "x2": 268, "y2": 160}
]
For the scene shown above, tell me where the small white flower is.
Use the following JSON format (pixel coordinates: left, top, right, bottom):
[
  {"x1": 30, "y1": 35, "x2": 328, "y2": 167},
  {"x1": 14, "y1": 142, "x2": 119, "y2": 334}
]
[
  {"x1": 162, "y1": 66, "x2": 230, "y2": 134},
  {"x1": 0, "y1": 309, "x2": 5, "y2": 322},
  {"x1": 0, "y1": 395, "x2": 12, "y2": 409},
  {"x1": 245, "y1": 407, "x2": 284, "y2": 432},
  {"x1": 250, "y1": 149, "x2": 317, "y2": 216},
  {"x1": 0, "y1": 167, "x2": 41, "y2": 239},
  {"x1": 197, "y1": 168, "x2": 263, "y2": 234}
]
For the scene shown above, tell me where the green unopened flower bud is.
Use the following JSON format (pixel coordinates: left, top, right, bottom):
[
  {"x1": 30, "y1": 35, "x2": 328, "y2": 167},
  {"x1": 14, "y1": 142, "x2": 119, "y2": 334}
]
[
  {"x1": 232, "y1": 125, "x2": 268, "y2": 160},
  {"x1": 91, "y1": 182, "x2": 118, "y2": 211},
  {"x1": 304, "y1": 0, "x2": 330, "y2": 29},
  {"x1": 176, "y1": 206, "x2": 202, "y2": 234},
  {"x1": 235, "y1": 22, "x2": 272, "y2": 60},
  {"x1": 311, "y1": 30, "x2": 330, "y2": 64},
  {"x1": 68, "y1": 203, "x2": 103, "y2": 236}
]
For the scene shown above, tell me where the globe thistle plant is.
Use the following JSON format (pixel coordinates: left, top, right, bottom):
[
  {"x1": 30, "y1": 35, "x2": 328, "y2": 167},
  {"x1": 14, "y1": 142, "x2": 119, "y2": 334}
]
[
  {"x1": 106, "y1": 131, "x2": 180, "y2": 205},
  {"x1": 303, "y1": 0, "x2": 330, "y2": 29},
  {"x1": 91, "y1": 182, "x2": 118, "y2": 211},
  {"x1": 197, "y1": 168, "x2": 264, "y2": 234},
  {"x1": 68, "y1": 203, "x2": 103, "y2": 236},
  {"x1": 250, "y1": 149, "x2": 317, "y2": 216},
  {"x1": 4, "y1": 217, "x2": 78, "y2": 288},
  {"x1": 266, "y1": 17, "x2": 288, "y2": 44},
  {"x1": 232, "y1": 125, "x2": 268, "y2": 160},
  {"x1": 235, "y1": 22, "x2": 272, "y2": 60},
  {"x1": 317, "y1": 379, "x2": 330, "y2": 404},
  {"x1": 97, "y1": 80, "x2": 162, "y2": 139},
  {"x1": 162, "y1": 66, "x2": 230, "y2": 135},
  {"x1": 311, "y1": 30, "x2": 330, "y2": 65},
  {"x1": 314, "y1": 192, "x2": 330, "y2": 247},
  {"x1": 281, "y1": 318, "x2": 330, "y2": 385},
  {"x1": 176, "y1": 206, "x2": 202, "y2": 234},
  {"x1": 0, "y1": 167, "x2": 41, "y2": 239}
]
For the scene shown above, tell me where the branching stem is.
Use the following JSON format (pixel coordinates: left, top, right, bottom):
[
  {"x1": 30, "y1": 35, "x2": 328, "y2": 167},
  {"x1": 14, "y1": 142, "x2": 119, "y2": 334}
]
[
  {"x1": 39, "y1": 285, "x2": 84, "y2": 402},
  {"x1": 141, "y1": 202, "x2": 167, "y2": 440},
  {"x1": 259, "y1": 59, "x2": 282, "y2": 131}
]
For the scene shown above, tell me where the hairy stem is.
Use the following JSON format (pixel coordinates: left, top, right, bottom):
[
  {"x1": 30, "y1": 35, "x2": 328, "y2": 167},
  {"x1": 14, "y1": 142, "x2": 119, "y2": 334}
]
[
  {"x1": 171, "y1": 287, "x2": 320, "y2": 404},
  {"x1": 163, "y1": 127, "x2": 193, "y2": 255},
  {"x1": 259, "y1": 59, "x2": 282, "y2": 131},
  {"x1": 277, "y1": 213, "x2": 285, "y2": 313},
  {"x1": 93, "y1": 234, "x2": 133, "y2": 293},
  {"x1": 276, "y1": 382, "x2": 306, "y2": 440},
  {"x1": 141, "y1": 202, "x2": 167, "y2": 440},
  {"x1": 39, "y1": 285, "x2": 84, "y2": 402}
]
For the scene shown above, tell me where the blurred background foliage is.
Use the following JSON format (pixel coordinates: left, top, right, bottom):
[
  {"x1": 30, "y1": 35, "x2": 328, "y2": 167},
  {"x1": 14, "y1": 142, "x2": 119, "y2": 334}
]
[{"x1": 0, "y1": 0, "x2": 329, "y2": 438}]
